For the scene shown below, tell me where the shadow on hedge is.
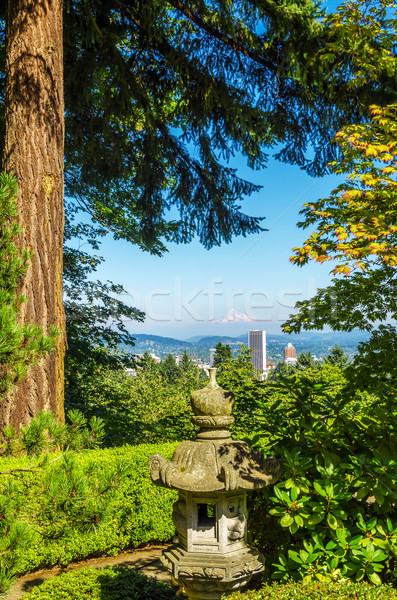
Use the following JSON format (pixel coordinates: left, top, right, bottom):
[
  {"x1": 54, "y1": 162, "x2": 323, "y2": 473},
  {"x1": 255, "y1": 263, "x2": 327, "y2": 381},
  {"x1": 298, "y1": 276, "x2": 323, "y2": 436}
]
[
  {"x1": 21, "y1": 566, "x2": 177, "y2": 600},
  {"x1": 96, "y1": 567, "x2": 177, "y2": 600}
]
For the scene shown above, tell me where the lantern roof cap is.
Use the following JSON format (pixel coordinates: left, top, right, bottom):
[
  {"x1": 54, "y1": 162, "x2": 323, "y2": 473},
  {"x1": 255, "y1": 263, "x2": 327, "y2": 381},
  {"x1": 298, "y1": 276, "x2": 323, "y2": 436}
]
[{"x1": 148, "y1": 368, "x2": 280, "y2": 493}]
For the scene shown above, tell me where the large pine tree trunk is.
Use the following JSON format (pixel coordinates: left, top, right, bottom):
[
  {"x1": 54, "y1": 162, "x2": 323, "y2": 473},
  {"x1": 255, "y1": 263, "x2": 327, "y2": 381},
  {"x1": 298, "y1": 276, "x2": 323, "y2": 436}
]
[{"x1": 1, "y1": 0, "x2": 65, "y2": 427}]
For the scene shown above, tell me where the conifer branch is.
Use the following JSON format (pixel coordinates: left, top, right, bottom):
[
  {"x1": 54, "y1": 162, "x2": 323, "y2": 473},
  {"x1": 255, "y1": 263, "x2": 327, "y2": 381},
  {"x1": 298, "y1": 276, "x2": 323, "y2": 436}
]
[{"x1": 165, "y1": 0, "x2": 276, "y2": 70}]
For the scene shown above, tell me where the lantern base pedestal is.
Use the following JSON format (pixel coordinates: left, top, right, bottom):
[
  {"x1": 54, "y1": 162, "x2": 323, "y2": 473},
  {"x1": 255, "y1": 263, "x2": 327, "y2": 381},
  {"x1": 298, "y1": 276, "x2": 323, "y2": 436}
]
[{"x1": 161, "y1": 544, "x2": 264, "y2": 600}]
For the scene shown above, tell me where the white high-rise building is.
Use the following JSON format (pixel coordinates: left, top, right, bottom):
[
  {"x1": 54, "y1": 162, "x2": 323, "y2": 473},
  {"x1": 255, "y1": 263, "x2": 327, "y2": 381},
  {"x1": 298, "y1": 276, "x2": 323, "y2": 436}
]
[{"x1": 248, "y1": 330, "x2": 267, "y2": 379}]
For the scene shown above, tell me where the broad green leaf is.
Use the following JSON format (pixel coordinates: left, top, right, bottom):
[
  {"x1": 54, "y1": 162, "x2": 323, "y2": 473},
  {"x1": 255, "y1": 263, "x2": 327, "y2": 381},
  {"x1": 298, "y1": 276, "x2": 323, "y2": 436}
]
[
  {"x1": 330, "y1": 557, "x2": 339, "y2": 569},
  {"x1": 327, "y1": 513, "x2": 338, "y2": 530},
  {"x1": 356, "y1": 513, "x2": 366, "y2": 530},
  {"x1": 289, "y1": 521, "x2": 299, "y2": 534},
  {"x1": 299, "y1": 549, "x2": 309, "y2": 562},
  {"x1": 333, "y1": 508, "x2": 347, "y2": 520},
  {"x1": 288, "y1": 550, "x2": 303, "y2": 564},
  {"x1": 278, "y1": 553, "x2": 288, "y2": 567},
  {"x1": 308, "y1": 513, "x2": 324, "y2": 526},
  {"x1": 295, "y1": 514, "x2": 304, "y2": 527},
  {"x1": 368, "y1": 571, "x2": 382, "y2": 585},
  {"x1": 313, "y1": 482, "x2": 327, "y2": 497},
  {"x1": 280, "y1": 514, "x2": 294, "y2": 527},
  {"x1": 373, "y1": 488, "x2": 384, "y2": 505}
]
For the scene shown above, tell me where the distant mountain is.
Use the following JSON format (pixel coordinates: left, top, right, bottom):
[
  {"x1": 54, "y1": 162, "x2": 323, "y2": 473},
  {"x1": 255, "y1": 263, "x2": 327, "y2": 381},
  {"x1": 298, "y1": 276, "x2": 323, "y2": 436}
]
[
  {"x1": 126, "y1": 334, "x2": 193, "y2": 358},
  {"x1": 186, "y1": 335, "x2": 207, "y2": 342},
  {"x1": 194, "y1": 335, "x2": 244, "y2": 347},
  {"x1": 132, "y1": 333, "x2": 192, "y2": 346},
  {"x1": 217, "y1": 309, "x2": 254, "y2": 323}
]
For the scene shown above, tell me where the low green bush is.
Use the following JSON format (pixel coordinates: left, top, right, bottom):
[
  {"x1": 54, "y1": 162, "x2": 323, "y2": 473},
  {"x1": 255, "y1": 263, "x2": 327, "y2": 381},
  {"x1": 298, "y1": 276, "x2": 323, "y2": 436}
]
[
  {"x1": 229, "y1": 581, "x2": 397, "y2": 600},
  {"x1": 21, "y1": 566, "x2": 176, "y2": 600},
  {"x1": 1, "y1": 443, "x2": 177, "y2": 575},
  {"x1": 239, "y1": 369, "x2": 397, "y2": 585}
]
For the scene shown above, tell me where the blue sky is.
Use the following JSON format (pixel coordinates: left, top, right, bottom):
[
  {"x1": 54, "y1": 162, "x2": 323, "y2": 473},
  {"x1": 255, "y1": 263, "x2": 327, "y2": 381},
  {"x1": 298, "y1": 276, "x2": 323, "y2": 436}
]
[
  {"x1": 91, "y1": 156, "x2": 342, "y2": 340},
  {"x1": 85, "y1": 0, "x2": 344, "y2": 340}
]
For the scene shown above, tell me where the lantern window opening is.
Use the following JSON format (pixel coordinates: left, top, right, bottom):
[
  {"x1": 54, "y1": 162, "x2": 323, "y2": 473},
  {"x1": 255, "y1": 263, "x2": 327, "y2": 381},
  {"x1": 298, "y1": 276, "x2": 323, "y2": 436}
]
[{"x1": 197, "y1": 503, "x2": 216, "y2": 529}]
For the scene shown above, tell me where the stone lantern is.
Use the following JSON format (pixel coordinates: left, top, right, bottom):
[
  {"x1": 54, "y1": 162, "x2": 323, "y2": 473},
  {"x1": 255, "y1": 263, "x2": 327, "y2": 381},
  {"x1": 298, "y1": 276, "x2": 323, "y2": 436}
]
[{"x1": 148, "y1": 368, "x2": 280, "y2": 600}]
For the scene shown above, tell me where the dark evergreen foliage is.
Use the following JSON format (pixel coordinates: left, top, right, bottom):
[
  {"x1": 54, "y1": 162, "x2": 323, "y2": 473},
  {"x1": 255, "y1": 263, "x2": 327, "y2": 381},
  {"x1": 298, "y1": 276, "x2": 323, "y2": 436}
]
[
  {"x1": 0, "y1": 409, "x2": 106, "y2": 594},
  {"x1": 63, "y1": 209, "x2": 144, "y2": 410},
  {"x1": 213, "y1": 341, "x2": 233, "y2": 368},
  {"x1": 137, "y1": 351, "x2": 158, "y2": 372},
  {"x1": 3, "y1": 1, "x2": 396, "y2": 258},
  {"x1": 295, "y1": 350, "x2": 320, "y2": 370},
  {"x1": 324, "y1": 343, "x2": 348, "y2": 370},
  {"x1": 159, "y1": 353, "x2": 181, "y2": 383}
]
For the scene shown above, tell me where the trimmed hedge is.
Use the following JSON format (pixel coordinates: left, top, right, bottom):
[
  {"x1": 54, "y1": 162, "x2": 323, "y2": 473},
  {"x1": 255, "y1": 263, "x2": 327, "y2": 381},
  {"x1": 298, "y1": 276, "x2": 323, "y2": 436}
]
[
  {"x1": 0, "y1": 443, "x2": 177, "y2": 574},
  {"x1": 21, "y1": 570, "x2": 397, "y2": 600},
  {"x1": 229, "y1": 581, "x2": 397, "y2": 600},
  {"x1": 20, "y1": 566, "x2": 176, "y2": 600}
]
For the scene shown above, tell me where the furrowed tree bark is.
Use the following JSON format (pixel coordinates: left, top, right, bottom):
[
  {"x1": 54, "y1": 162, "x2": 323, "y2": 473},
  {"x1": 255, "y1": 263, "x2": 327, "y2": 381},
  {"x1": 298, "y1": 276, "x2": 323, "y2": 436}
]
[{"x1": 1, "y1": 0, "x2": 65, "y2": 427}]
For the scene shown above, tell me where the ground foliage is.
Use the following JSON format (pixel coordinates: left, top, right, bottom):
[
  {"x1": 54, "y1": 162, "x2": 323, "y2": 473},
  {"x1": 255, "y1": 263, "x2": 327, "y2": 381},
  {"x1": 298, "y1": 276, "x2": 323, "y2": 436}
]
[
  {"x1": 66, "y1": 365, "x2": 197, "y2": 445},
  {"x1": 216, "y1": 345, "x2": 264, "y2": 437},
  {"x1": 3, "y1": 353, "x2": 397, "y2": 591},
  {"x1": 20, "y1": 570, "x2": 397, "y2": 600},
  {"x1": 229, "y1": 580, "x2": 397, "y2": 600},
  {"x1": 66, "y1": 349, "x2": 204, "y2": 445},
  {"x1": 213, "y1": 341, "x2": 234, "y2": 372},
  {"x1": 0, "y1": 410, "x2": 106, "y2": 594},
  {"x1": 252, "y1": 375, "x2": 396, "y2": 585}
]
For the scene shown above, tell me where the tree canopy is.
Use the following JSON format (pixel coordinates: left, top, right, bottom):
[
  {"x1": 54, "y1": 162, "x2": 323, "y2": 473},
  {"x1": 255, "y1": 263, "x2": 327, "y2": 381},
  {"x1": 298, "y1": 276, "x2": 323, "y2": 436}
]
[
  {"x1": 284, "y1": 105, "x2": 397, "y2": 333},
  {"x1": 324, "y1": 344, "x2": 349, "y2": 370},
  {"x1": 213, "y1": 341, "x2": 233, "y2": 368},
  {"x1": 3, "y1": 0, "x2": 397, "y2": 257},
  {"x1": 283, "y1": 0, "x2": 397, "y2": 396},
  {"x1": 2, "y1": 0, "x2": 397, "y2": 418},
  {"x1": 283, "y1": 0, "x2": 397, "y2": 330}
]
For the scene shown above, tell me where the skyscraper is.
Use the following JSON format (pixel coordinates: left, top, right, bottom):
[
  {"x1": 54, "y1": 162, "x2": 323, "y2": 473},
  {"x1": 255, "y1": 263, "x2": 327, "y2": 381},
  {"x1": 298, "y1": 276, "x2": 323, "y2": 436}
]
[{"x1": 248, "y1": 330, "x2": 266, "y2": 379}]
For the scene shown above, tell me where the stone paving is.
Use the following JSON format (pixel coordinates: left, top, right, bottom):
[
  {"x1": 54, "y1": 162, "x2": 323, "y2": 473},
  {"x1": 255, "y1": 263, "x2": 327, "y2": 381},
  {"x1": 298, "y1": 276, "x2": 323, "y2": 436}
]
[{"x1": 5, "y1": 545, "x2": 171, "y2": 600}]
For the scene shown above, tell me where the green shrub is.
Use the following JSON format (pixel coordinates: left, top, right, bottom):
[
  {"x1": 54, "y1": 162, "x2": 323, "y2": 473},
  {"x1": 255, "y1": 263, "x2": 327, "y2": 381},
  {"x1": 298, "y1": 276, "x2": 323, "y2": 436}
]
[
  {"x1": 0, "y1": 443, "x2": 177, "y2": 575},
  {"x1": 245, "y1": 369, "x2": 397, "y2": 585},
  {"x1": 229, "y1": 581, "x2": 397, "y2": 600},
  {"x1": 216, "y1": 350, "x2": 397, "y2": 584},
  {"x1": 66, "y1": 366, "x2": 196, "y2": 445},
  {"x1": 21, "y1": 566, "x2": 176, "y2": 600},
  {"x1": 0, "y1": 410, "x2": 107, "y2": 594}
]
